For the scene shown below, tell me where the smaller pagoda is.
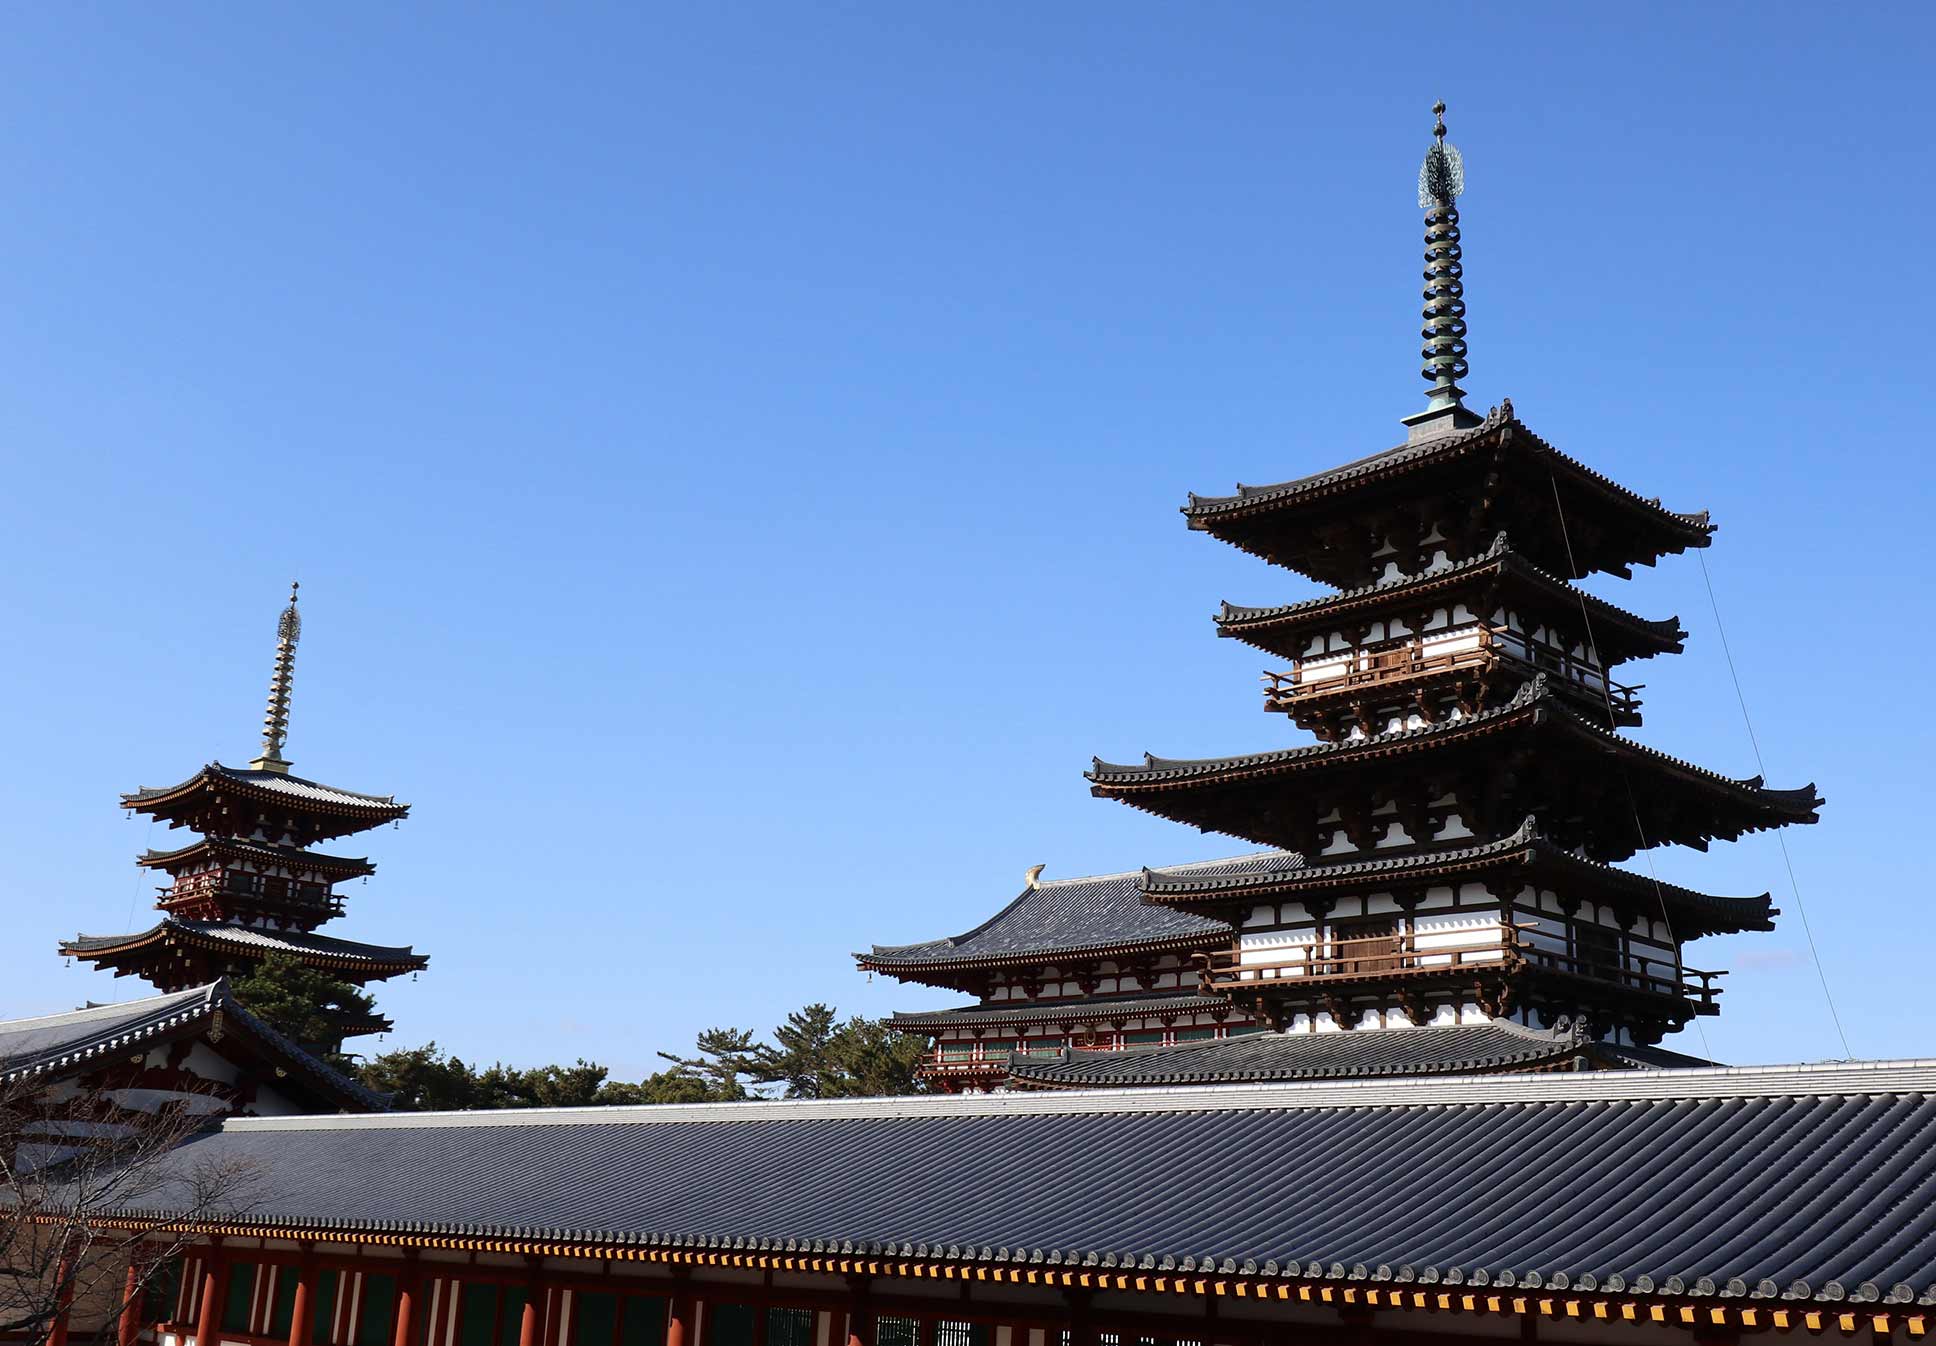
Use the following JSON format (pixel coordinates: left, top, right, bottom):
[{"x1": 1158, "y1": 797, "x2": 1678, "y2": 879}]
[{"x1": 61, "y1": 585, "x2": 427, "y2": 1051}]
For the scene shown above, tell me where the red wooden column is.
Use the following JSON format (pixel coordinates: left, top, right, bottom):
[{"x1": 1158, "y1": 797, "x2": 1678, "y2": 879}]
[
  {"x1": 843, "y1": 1276, "x2": 872, "y2": 1346},
  {"x1": 118, "y1": 1247, "x2": 153, "y2": 1346},
  {"x1": 46, "y1": 1241, "x2": 77, "y2": 1346},
  {"x1": 194, "y1": 1242, "x2": 229, "y2": 1346},
  {"x1": 665, "y1": 1274, "x2": 694, "y2": 1346},
  {"x1": 287, "y1": 1250, "x2": 318, "y2": 1346},
  {"x1": 518, "y1": 1263, "x2": 546, "y2": 1346},
  {"x1": 393, "y1": 1257, "x2": 423, "y2": 1346}
]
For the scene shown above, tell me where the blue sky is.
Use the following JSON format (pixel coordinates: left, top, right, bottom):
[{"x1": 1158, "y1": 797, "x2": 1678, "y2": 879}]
[{"x1": 2, "y1": 5, "x2": 1930, "y2": 1075}]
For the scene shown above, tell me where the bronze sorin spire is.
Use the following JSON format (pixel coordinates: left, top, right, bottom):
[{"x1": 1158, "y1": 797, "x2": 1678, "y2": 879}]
[
  {"x1": 249, "y1": 581, "x2": 302, "y2": 774},
  {"x1": 1401, "y1": 100, "x2": 1481, "y2": 443}
]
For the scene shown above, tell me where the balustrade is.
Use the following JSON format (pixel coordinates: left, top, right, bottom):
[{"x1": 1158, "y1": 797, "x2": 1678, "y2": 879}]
[{"x1": 1262, "y1": 624, "x2": 1641, "y2": 716}]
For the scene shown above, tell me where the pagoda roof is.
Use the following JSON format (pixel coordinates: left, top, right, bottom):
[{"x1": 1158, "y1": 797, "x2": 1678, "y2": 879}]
[
  {"x1": 123, "y1": 762, "x2": 409, "y2": 840},
  {"x1": 888, "y1": 991, "x2": 1231, "y2": 1032},
  {"x1": 110, "y1": 1058, "x2": 1936, "y2": 1310},
  {"x1": 1003, "y1": 1020, "x2": 1712, "y2": 1090},
  {"x1": 1139, "y1": 817, "x2": 1775, "y2": 939},
  {"x1": 1183, "y1": 402, "x2": 1714, "y2": 585},
  {"x1": 1216, "y1": 532, "x2": 1686, "y2": 665},
  {"x1": 137, "y1": 836, "x2": 376, "y2": 879},
  {"x1": 858, "y1": 854, "x2": 1291, "y2": 979},
  {"x1": 1089, "y1": 676, "x2": 1821, "y2": 860},
  {"x1": 61, "y1": 917, "x2": 427, "y2": 976},
  {"x1": 0, "y1": 980, "x2": 387, "y2": 1112}
]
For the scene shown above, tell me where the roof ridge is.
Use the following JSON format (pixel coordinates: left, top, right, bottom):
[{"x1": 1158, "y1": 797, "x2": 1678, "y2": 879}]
[
  {"x1": 215, "y1": 1057, "x2": 1936, "y2": 1132},
  {"x1": 0, "y1": 982, "x2": 215, "y2": 1029}
]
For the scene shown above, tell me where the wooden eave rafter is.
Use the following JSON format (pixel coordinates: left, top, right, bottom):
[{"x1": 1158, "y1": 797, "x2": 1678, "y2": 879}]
[
  {"x1": 77, "y1": 1217, "x2": 1916, "y2": 1339},
  {"x1": 1217, "y1": 551, "x2": 1685, "y2": 666},
  {"x1": 1184, "y1": 412, "x2": 1713, "y2": 585},
  {"x1": 858, "y1": 929, "x2": 1227, "y2": 983}
]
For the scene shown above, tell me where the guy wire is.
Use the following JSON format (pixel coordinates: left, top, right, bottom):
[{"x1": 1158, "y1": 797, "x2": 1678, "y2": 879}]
[
  {"x1": 1546, "y1": 469, "x2": 1712, "y2": 1062},
  {"x1": 1694, "y1": 548, "x2": 1852, "y2": 1060}
]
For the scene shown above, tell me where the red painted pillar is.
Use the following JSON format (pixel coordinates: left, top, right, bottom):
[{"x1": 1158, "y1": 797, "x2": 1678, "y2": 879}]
[
  {"x1": 118, "y1": 1251, "x2": 151, "y2": 1346},
  {"x1": 287, "y1": 1254, "x2": 318, "y2": 1346},
  {"x1": 518, "y1": 1267, "x2": 545, "y2": 1346},
  {"x1": 843, "y1": 1277, "x2": 872, "y2": 1346},
  {"x1": 393, "y1": 1260, "x2": 422, "y2": 1346},
  {"x1": 46, "y1": 1243, "x2": 77, "y2": 1346},
  {"x1": 665, "y1": 1278, "x2": 694, "y2": 1346},
  {"x1": 194, "y1": 1244, "x2": 229, "y2": 1346}
]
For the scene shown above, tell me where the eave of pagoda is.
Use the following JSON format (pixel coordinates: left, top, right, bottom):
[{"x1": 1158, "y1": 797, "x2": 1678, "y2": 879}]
[
  {"x1": 137, "y1": 836, "x2": 376, "y2": 881},
  {"x1": 1215, "y1": 532, "x2": 1686, "y2": 666},
  {"x1": 1088, "y1": 677, "x2": 1821, "y2": 862},
  {"x1": 1138, "y1": 818, "x2": 1775, "y2": 940},
  {"x1": 1182, "y1": 403, "x2": 1714, "y2": 586},
  {"x1": 60, "y1": 918, "x2": 428, "y2": 987},
  {"x1": 122, "y1": 762, "x2": 410, "y2": 843}
]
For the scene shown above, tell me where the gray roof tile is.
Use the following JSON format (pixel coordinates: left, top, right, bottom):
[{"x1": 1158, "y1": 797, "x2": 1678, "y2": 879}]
[
  {"x1": 114, "y1": 1059, "x2": 1936, "y2": 1306},
  {"x1": 860, "y1": 854, "x2": 1296, "y2": 973}
]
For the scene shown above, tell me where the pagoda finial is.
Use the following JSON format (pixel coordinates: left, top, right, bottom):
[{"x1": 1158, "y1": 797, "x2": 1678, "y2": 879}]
[
  {"x1": 1401, "y1": 100, "x2": 1481, "y2": 443},
  {"x1": 250, "y1": 581, "x2": 301, "y2": 774}
]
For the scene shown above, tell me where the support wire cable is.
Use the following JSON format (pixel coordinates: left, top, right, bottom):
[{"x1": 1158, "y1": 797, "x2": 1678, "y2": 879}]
[
  {"x1": 1694, "y1": 548, "x2": 1853, "y2": 1060},
  {"x1": 1546, "y1": 469, "x2": 1713, "y2": 1063}
]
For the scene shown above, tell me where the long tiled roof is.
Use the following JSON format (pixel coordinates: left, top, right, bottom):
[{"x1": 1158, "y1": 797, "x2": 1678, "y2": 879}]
[
  {"x1": 1183, "y1": 403, "x2": 1712, "y2": 540},
  {"x1": 61, "y1": 918, "x2": 426, "y2": 970},
  {"x1": 0, "y1": 981, "x2": 386, "y2": 1111},
  {"x1": 116, "y1": 1059, "x2": 1936, "y2": 1306},
  {"x1": 1002, "y1": 1021, "x2": 1706, "y2": 1089},
  {"x1": 1089, "y1": 676, "x2": 1822, "y2": 824},
  {"x1": 1138, "y1": 818, "x2": 1775, "y2": 939},
  {"x1": 124, "y1": 763, "x2": 408, "y2": 816},
  {"x1": 888, "y1": 992, "x2": 1230, "y2": 1031},
  {"x1": 1215, "y1": 532, "x2": 1686, "y2": 662},
  {"x1": 859, "y1": 854, "x2": 1294, "y2": 975}
]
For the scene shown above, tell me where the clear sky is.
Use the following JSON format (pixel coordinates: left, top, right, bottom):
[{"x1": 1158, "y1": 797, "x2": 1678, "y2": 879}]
[{"x1": 2, "y1": 5, "x2": 1930, "y2": 1076}]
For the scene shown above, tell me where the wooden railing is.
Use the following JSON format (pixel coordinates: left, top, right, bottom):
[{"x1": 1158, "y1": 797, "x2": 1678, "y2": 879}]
[
  {"x1": 1196, "y1": 926, "x2": 1719, "y2": 1007},
  {"x1": 1263, "y1": 626, "x2": 1641, "y2": 717}
]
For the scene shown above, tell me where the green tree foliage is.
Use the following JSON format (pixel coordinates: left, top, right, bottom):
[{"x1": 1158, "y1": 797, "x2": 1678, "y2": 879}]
[
  {"x1": 356, "y1": 1005, "x2": 925, "y2": 1112},
  {"x1": 227, "y1": 952, "x2": 377, "y2": 1068}
]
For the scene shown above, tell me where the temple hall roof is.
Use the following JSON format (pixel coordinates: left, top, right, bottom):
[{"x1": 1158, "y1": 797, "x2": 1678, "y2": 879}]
[
  {"x1": 858, "y1": 854, "x2": 1294, "y2": 977},
  {"x1": 0, "y1": 981, "x2": 387, "y2": 1112},
  {"x1": 887, "y1": 991, "x2": 1230, "y2": 1032},
  {"x1": 61, "y1": 918, "x2": 427, "y2": 975},
  {"x1": 1003, "y1": 1021, "x2": 1712, "y2": 1090},
  {"x1": 112, "y1": 1058, "x2": 1936, "y2": 1308}
]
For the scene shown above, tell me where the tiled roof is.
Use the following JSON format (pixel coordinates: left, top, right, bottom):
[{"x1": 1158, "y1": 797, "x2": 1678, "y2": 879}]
[
  {"x1": 859, "y1": 854, "x2": 1294, "y2": 975},
  {"x1": 124, "y1": 763, "x2": 408, "y2": 815},
  {"x1": 1138, "y1": 818, "x2": 1775, "y2": 939},
  {"x1": 117, "y1": 1059, "x2": 1936, "y2": 1306},
  {"x1": 0, "y1": 981, "x2": 386, "y2": 1111},
  {"x1": 1002, "y1": 1021, "x2": 1700, "y2": 1089},
  {"x1": 61, "y1": 918, "x2": 426, "y2": 969},
  {"x1": 1183, "y1": 403, "x2": 1712, "y2": 539},
  {"x1": 888, "y1": 992, "x2": 1230, "y2": 1031},
  {"x1": 1215, "y1": 532, "x2": 1686, "y2": 662},
  {"x1": 138, "y1": 836, "x2": 375, "y2": 876},
  {"x1": 1089, "y1": 676, "x2": 1822, "y2": 835}
]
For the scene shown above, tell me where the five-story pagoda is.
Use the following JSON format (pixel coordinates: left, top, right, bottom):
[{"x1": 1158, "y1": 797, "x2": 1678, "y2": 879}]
[
  {"x1": 1087, "y1": 106, "x2": 1820, "y2": 1051},
  {"x1": 60, "y1": 585, "x2": 427, "y2": 1051}
]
